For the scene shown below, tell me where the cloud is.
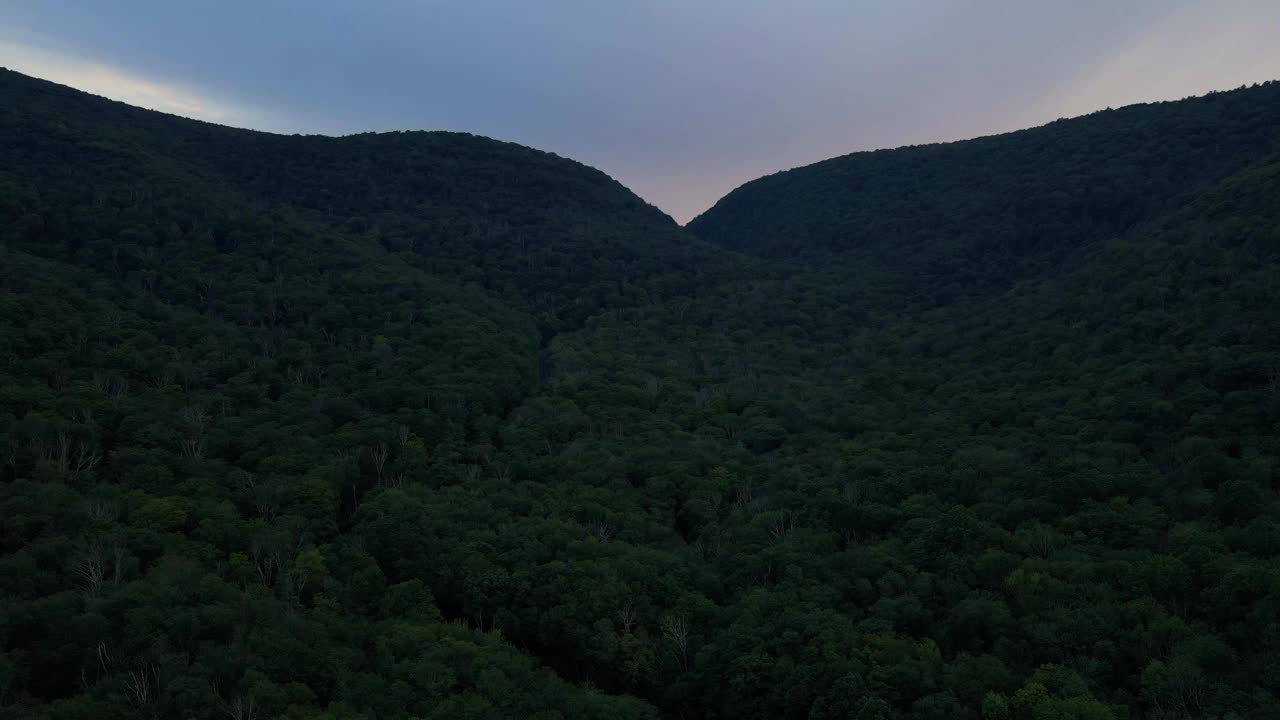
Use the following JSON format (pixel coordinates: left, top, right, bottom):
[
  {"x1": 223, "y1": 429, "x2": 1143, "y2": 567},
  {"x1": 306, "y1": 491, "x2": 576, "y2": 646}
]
[
  {"x1": 1030, "y1": 0, "x2": 1280, "y2": 125},
  {"x1": 0, "y1": 39, "x2": 291, "y2": 132}
]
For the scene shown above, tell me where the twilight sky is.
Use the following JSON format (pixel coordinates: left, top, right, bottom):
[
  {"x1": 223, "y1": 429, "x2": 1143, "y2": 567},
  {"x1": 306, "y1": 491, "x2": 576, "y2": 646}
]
[{"x1": 2, "y1": 1, "x2": 1278, "y2": 223}]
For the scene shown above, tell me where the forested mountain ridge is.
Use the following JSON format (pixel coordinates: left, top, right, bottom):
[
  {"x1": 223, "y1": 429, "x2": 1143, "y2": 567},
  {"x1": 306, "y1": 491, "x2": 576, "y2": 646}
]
[
  {"x1": 3, "y1": 68, "x2": 1280, "y2": 720},
  {"x1": 0, "y1": 67, "x2": 728, "y2": 339},
  {"x1": 1, "y1": 67, "x2": 722, "y2": 719},
  {"x1": 688, "y1": 82, "x2": 1280, "y2": 265}
]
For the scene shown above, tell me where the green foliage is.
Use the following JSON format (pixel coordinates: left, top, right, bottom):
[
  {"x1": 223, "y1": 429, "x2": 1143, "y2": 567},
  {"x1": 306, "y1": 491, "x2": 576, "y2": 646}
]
[{"x1": 4, "y1": 68, "x2": 1280, "y2": 718}]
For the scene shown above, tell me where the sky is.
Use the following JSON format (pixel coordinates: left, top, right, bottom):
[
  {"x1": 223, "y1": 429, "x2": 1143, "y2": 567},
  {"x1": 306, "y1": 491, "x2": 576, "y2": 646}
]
[{"x1": 2, "y1": 1, "x2": 1278, "y2": 223}]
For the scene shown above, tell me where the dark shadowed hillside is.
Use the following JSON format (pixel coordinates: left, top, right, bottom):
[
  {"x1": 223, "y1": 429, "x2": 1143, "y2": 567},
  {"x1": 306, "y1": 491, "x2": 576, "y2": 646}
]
[
  {"x1": 4, "y1": 69, "x2": 1280, "y2": 720},
  {"x1": 689, "y1": 83, "x2": 1280, "y2": 264}
]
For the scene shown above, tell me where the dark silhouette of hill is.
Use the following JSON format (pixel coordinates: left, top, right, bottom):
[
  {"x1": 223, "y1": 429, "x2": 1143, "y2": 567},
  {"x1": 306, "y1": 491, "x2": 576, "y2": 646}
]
[{"x1": 689, "y1": 83, "x2": 1280, "y2": 263}]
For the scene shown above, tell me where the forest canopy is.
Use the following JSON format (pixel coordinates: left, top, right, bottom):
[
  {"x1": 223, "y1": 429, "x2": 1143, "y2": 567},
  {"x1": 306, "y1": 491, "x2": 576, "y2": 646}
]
[{"x1": 3, "y1": 69, "x2": 1280, "y2": 719}]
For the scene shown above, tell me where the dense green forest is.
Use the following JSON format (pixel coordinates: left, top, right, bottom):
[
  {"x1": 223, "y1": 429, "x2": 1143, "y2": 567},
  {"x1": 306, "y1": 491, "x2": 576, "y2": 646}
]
[{"x1": 2, "y1": 68, "x2": 1280, "y2": 719}]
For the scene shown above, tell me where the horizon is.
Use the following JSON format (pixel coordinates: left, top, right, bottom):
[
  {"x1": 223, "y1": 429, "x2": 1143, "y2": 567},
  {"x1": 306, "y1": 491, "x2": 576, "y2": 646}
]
[
  {"x1": 3, "y1": 1, "x2": 1279, "y2": 222},
  {"x1": 6, "y1": 64, "x2": 1278, "y2": 226}
]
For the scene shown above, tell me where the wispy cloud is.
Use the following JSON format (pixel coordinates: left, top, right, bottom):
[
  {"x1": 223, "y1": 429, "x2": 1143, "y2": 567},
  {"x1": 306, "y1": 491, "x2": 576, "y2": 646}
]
[
  {"x1": 1029, "y1": 0, "x2": 1280, "y2": 125},
  {"x1": 0, "y1": 39, "x2": 292, "y2": 132}
]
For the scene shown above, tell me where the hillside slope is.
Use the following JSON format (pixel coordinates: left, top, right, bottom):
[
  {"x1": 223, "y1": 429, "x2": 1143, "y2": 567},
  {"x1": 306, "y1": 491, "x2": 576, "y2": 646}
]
[
  {"x1": 1, "y1": 68, "x2": 711, "y2": 719},
  {"x1": 4, "y1": 69, "x2": 1280, "y2": 720},
  {"x1": 689, "y1": 82, "x2": 1280, "y2": 264},
  {"x1": 2, "y1": 67, "x2": 724, "y2": 337}
]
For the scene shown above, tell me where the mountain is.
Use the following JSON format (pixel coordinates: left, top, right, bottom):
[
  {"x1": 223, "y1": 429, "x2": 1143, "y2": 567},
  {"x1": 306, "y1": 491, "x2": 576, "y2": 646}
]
[
  {"x1": 1, "y1": 67, "x2": 709, "y2": 719},
  {"x1": 689, "y1": 83, "x2": 1280, "y2": 262},
  {"x1": 4, "y1": 67, "x2": 1280, "y2": 720}
]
